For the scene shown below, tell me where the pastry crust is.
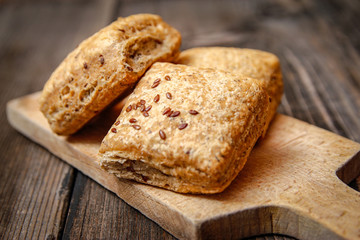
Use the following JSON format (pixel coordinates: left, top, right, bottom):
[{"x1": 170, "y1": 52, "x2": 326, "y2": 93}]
[
  {"x1": 176, "y1": 47, "x2": 283, "y2": 137},
  {"x1": 40, "y1": 14, "x2": 181, "y2": 135},
  {"x1": 98, "y1": 62, "x2": 270, "y2": 194}
]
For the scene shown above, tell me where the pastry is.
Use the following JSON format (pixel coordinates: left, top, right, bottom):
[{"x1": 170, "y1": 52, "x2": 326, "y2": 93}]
[
  {"x1": 176, "y1": 47, "x2": 283, "y2": 136},
  {"x1": 40, "y1": 14, "x2": 181, "y2": 135},
  {"x1": 98, "y1": 62, "x2": 270, "y2": 193}
]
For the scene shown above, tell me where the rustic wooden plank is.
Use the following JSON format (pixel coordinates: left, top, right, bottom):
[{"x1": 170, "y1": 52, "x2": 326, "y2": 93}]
[
  {"x1": 303, "y1": 0, "x2": 360, "y2": 53},
  {"x1": 1, "y1": 0, "x2": 359, "y2": 239},
  {"x1": 246, "y1": 235, "x2": 296, "y2": 240},
  {"x1": 62, "y1": 172, "x2": 175, "y2": 239},
  {"x1": 0, "y1": 1, "x2": 116, "y2": 239},
  {"x1": 0, "y1": 150, "x2": 75, "y2": 240}
]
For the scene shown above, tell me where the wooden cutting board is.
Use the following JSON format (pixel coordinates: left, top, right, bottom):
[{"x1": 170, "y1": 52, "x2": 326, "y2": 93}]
[{"x1": 6, "y1": 92, "x2": 360, "y2": 240}]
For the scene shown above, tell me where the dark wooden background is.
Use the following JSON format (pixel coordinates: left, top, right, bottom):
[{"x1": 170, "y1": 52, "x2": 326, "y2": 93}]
[{"x1": 0, "y1": 0, "x2": 359, "y2": 239}]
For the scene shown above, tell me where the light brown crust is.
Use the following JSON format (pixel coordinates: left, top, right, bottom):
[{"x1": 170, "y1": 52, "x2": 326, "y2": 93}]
[
  {"x1": 176, "y1": 47, "x2": 283, "y2": 137},
  {"x1": 40, "y1": 14, "x2": 181, "y2": 135},
  {"x1": 98, "y1": 62, "x2": 270, "y2": 194}
]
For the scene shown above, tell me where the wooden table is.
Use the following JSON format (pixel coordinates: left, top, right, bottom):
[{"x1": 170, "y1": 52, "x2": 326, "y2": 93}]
[{"x1": 1, "y1": 0, "x2": 359, "y2": 239}]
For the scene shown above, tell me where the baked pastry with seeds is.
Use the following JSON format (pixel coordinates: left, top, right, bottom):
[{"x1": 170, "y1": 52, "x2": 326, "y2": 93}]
[
  {"x1": 40, "y1": 14, "x2": 181, "y2": 135},
  {"x1": 98, "y1": 62, "x2": 270, "y2": 194},
  {"x1": 176, "y1": 47, "x2": 283, "y2": 137}
]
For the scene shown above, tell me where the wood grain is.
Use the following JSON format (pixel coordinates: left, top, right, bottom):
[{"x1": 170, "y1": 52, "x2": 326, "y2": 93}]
[
  {"x1": 61, "y1": 172, "x2": 175, "y2": 239},
  {"x1": 7, "y1": 93, "x2": 360, "y2": 240},
  {"x1": 0, "y1": 1, "x2": 124, "y2": 239},
  {"x1": 0, "y1": 0, "x2": 359, "y2": 239}
]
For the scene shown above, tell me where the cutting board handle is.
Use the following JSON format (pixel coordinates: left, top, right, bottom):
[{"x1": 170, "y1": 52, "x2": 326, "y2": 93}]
[
  {"x1": 7, "y1": 94, "x2": 360, "y2": 240},
  {"x1": 281, "y1": 151, "x2": 360, "y2": 240}
]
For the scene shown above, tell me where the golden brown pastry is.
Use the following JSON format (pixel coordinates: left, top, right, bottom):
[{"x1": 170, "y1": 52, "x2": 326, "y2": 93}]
[
  {"x1": 98, "y1": 62, "x2": 270, "y2": 194},
  {"x1": 176, "y1": 47, "x2": 283, "y2": 137},
  {"x1": 40, "y1": 14, "x2": 181, "y2": 135}
]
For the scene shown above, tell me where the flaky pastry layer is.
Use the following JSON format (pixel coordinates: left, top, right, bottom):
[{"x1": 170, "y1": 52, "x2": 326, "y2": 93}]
[
  {"x1": 176, "y1": 47, "x2": 283, "y2": 137},
  {"x1": 40, "y1": 14, "x2": 181, "y2": 135},
  {"x1": 98, "y1": 63, "x2": 270, "y2": 193}
]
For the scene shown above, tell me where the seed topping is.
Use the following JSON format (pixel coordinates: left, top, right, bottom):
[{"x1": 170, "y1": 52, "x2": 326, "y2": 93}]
[
  {"x1": 165, "y1": 75, "x2": 171, "y2": 81},
  {"x1": 189, "y1": 110, "x2": 199, "y2": 115},
  {"x1": 126, "y1": 105, "x2": 132, "y2": 112},
  {"x1": 154, "y1": 94, "x2": 160, "y2": 103},
  {"x1": 166, "y1": 92, "x2": 172, "y2": 100},
  {"x1": 99, "y1": 55, "x2": 105, "y2": 65},
  {"x1": 115, "y1": 121, "x2": 120, "y2": 126},
  {"x1": 162, "y1": 107, "x2": 171, "y2": 115},
  {"x1": 139, "y1": 105, "x2": 145, "y2": 112},
  {"x1": 178, "y1": 123, "x2": 188, "y2": 130},
  {"x1": 132, "y1": 125, "x2": 141, "y2": 130},
  {"x1": 144, "y1": 105, "x2": 152, "y2": 112},
  {"x1": 111, "y1": 128, "x2": 117, "y2": 133},
  {"x1": 151, "y1": 78, "x2": 161, "y2": 88},
  {"x1": 140, "y1": 99, "x2": 146, "y2": 105},
  {"x1": 170, "y1": 111, "x2": 180, "y2": 117},
  {"x1": 166, "y1": 110, "x2": 173, "y2": 117},
  {"x1": 83, "y1": 62, "x2": 88, "y2": 69},
  {"x1": 129, "y1": 118, "x2": 137, "y2": 123},
  {"x1": 143, "y1": 112, "x2": 149, "y2": 117},
  {"x1": 159, "y1": 130, "x2": 166, "y2": 140}
]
